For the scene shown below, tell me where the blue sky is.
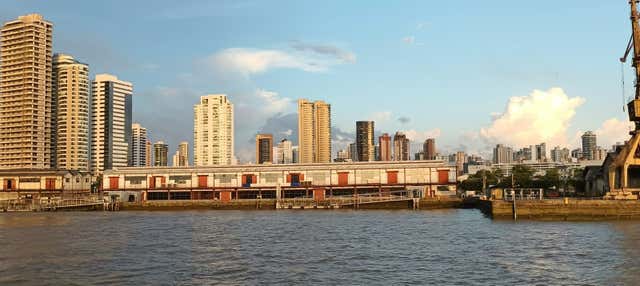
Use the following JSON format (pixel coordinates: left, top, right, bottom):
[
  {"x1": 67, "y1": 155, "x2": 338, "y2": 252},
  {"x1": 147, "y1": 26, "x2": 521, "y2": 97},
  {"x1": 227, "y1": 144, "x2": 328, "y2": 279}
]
[{"x1": 1, "y1": 1, "x2": 635, "y2": 162}]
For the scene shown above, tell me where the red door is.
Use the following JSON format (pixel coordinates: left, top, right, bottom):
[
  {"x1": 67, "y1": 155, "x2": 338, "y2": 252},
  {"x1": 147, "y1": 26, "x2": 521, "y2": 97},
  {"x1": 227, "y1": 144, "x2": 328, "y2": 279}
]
[
  {"x1": 338, "y1": 172, "x2": 349, "y2": 186},
  {"x1": 438, "y1": 170, "x2": 449, "y2": 184},
  {"x1": 313, "y1": 189, "x2": 325, "y2": 201},
  {"x1": 198, "y1": 175, "x2": 208, "y2": 188},
  {"x1": 387, "y1": 171, "x2": 398, "y2": 184},
  {"x1": 149, "y1": 177, "x2": 155, "y2": 189},
  {"x1": 220, "y1": 191, "x2": 232, "y2": 202},
  {"x1": 46, "y1": 178, "x2": 56, "y2": 191},
  {"x1": 109, "y1": 177, "x2": 119, "y2": 190}
]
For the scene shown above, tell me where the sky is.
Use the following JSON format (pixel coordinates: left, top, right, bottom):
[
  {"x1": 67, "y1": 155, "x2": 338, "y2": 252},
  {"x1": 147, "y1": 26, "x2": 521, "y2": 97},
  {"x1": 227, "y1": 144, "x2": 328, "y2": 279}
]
[{"x1": 1, "y1": 0, "x2": 636, "y2": 163}]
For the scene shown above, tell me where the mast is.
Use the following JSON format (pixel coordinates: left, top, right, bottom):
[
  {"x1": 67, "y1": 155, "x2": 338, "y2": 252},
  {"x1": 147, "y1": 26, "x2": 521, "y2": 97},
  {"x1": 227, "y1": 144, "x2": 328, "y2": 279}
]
[
  {"x1": 622, "y1": 0, "x2": 640, "y2": 132},
  {"x1": 630, "y1": 0, "x2": 640, "y2": 100}
]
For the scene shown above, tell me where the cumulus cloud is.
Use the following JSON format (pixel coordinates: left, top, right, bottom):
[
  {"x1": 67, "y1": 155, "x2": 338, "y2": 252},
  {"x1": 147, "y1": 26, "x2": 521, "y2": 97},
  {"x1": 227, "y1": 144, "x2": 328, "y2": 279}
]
[
  {"x1": 332, "y1": 126, "x2": 355, "y2": 153},
  {"x1": 257, "y1": 113, "x2": 299, "y2": 143},
  {"x1": 290, "y1": 41, "x2": 356, "y2": 63},
  {"x1": 255, "y1": 89, "x2": 292, "y2": 114},
  {"x1": 403, "y1": 128, "x2": 442, "y2": 143},
  {"x1": 594, "y1": 118, "x2": 633, "y2": 149},
  {"x1": 479, "y1": 87, "x2": 585, "y2": 149}
]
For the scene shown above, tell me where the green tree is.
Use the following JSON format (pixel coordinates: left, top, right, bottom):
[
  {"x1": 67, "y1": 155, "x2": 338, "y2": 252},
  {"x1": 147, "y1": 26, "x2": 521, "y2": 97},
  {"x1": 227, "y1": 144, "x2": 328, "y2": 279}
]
[{"x1": 511, "y1": 165, "x2": 534, "y2": 187}]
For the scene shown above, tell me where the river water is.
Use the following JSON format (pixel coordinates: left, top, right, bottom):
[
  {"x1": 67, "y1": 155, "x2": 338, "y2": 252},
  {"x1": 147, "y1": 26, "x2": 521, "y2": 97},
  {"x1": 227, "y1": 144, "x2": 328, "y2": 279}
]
[{"x1": 0, "y1": 209, "x2": 639, "y2": 285}]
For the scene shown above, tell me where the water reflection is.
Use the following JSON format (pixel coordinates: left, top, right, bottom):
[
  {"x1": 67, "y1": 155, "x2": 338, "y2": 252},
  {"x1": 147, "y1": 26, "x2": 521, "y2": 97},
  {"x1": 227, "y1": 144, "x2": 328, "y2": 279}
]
[{"x1": 0, "y1": 210, "x2": 639, "y2": 285}]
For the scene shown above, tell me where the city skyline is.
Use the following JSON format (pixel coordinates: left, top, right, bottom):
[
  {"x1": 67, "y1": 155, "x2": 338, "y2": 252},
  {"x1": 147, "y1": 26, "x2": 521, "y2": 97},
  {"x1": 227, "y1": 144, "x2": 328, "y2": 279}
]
[{"x1": 0, "y1": 2, "x2": 635, "y2": 163}]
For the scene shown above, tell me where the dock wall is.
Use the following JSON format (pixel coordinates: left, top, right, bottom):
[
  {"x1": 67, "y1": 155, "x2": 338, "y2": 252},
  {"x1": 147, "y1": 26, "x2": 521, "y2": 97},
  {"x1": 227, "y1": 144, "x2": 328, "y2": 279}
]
[
  {"x1": 480, "y1": 199, "x2": 640, "y2": 220},
  {"x1": 118, "y1": 198, "x2": 463, "y2": 211}
]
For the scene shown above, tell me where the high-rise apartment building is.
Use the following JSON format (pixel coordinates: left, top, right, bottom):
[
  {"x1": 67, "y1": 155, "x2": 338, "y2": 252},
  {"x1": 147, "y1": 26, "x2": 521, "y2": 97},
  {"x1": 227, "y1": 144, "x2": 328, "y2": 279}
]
[
  {"x1": 424, "y1": 138, "x2": 436, "y2": 160},
  {"x1": 145, "y1": 140, "x2": 152, "y2": 166},
  {"x1": 356, "y1": 121, "x2": 375, "y2": 162},
  {"x1": 550, "y1": 146, "x2": 570, "y2": 163},
  {"x1": 275, "y1": 139, "x2": 293, "y2": 164},
  {"x1": 535, "y1": 142, "x2": 547, "y2": 162},
  {"x1": 493, "y1": 144, "x2": 513, "y2": 164},
  {"x1": 581, "y1": 131, "x2": 597, "y2": 160},
  {"x1": 0, "y1": 14, "x2": 53, "y2": 169},
  {"x1": 348, "y1": 143, "x2": 358, "y2": 162},
  {"x1": 172, "y1": 141, "x2": 189, "y2": 167},
  {"x1": 378, "y1": 133, "x2": 391, "y2": 161},
  {"x1": 52, "y1": 54, "x2": 89, "y2": 171},
  {"x1": 193, "y1": 94, "x2": 234, "y2": 166},
  {"x1": 336, "y1": 149, "x2": 350, "y2": 162},
  {"x1": 153, "y1": 141, "x2": 168, "y2": 166},
  {"x1": 130, "y1": 123, "x2": 148, "y2": 167},
  {"x1": 256, "y1": 134, "x2": 273, "y2": 164},
  {"x1": 393, "y1": 132, "x2": 410, "y2": 161},
  {"x1": 455, "y1": 151, "x2": 466, "y2": 176},
  {"x1": 90, "y1": 74, "x2": 133, "y2": 173},
  {"x1": 298, "y1": 99, "x2": 331, "y2": 163}
]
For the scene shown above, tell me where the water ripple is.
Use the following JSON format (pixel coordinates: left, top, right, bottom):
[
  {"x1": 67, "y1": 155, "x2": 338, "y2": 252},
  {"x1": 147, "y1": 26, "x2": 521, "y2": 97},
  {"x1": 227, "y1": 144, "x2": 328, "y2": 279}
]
[{"x1": 1, "y1": 210, "x2": 639, "y2": 285}]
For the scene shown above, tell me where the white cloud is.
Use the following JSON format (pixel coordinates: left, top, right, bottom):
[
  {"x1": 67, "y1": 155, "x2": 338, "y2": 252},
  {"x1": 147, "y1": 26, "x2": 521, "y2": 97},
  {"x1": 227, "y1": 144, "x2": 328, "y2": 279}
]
[
  {"x1": 479, "y1": 87, "x2": 585, "y2": 149},
  {"x1": 594, "y1": 118, "x2": 633, "y2": 149},
  {"x1": 403, "y1": 128, "x2": 442, "y2": 143},
  {"x1": 256, "y1": 89, "x2": 292, "y2": 114},
  {"x1": 206, "y1": 48, "x2": 326, "y2": 76},
  {"x1": 204, "y1": 45, "x2": 356, "y2": 77},
  {"x1": 280, "y1": 129, "x2": 293, "y2": 136}
]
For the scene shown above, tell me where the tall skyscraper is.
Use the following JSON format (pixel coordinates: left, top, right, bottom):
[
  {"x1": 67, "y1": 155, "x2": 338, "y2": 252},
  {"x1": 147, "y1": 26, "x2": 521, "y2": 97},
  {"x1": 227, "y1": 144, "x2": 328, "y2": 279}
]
[
  {"x1": 581, "y1": 131, "x2": 597, "y2": 160},
  {"x1": 90, "y1": 74, "x2": 133, "y2": 173},
  {"x1": 255, "y1": 134, "x2": 273, "y2": 164},
  {"x1": 130, "y1": 123, "x2": 148, "y2": 167},
  {"x1": 378, "y1": 133, "x2": 391, "y2": 161},
  {"x1": 173, "y1": 141, "x2": 189, "y2": 167},
  {"x1": 356, "y1": 121, "x2": 375, "y2": 162},
  {"x1": 298, "y1": 99, "x2": 331, "y2": 163},
  {"x1": 145, "y1": 140, "x2": 152, "y2": 167},
  {"x1": 455, "y1": 151, "x2": 466, "y2": 176},
  {"x1": 393, "y1": 132, "x2": 410, "y2": 161},
  {"x1": 0, "y1": 14, "x2": 53, "y2": 169},
  {"x1": 550, "y1": 146, "x2": 570, "y2": 163},
  {"x1": 153, "y1": 141, "x2": 168, "y2": 166},
  {"x1": 535, "y1": 142, "x2": 547, "y2": 162},
  {"x1": 423, "y1": 138, "x2": 436, "y2": 160},
  {"x1": 493, "y1": 144, "x2": 513, "y2": 164},
  {"x1": 276, "y1": 139, "x2": 293, "y2": 164},
  {"x1": 52, "y1": 54, "x2": 89, "y2": 171},
  {"x1": 349, "y1": 143, "x2": 358, "y2": 162},
  {"x1": 194, "y1": 94, "x2": 234, "y2": 166}
]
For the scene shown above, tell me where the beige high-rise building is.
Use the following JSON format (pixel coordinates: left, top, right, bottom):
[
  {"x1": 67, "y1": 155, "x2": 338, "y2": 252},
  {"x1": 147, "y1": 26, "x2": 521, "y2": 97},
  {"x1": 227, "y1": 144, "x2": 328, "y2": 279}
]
[
  {"x1": 0, "y1": 14, "x2": 53, "y2": 169},
  {"x1": 172, "y1": 141, "x2": 189, "y2": 167},
  {"x1": 393, "y1": 132, "x2": 410, "y2": 161},
  {"x1": 130, "y1": 123, "x2": 148, "y2": 167},
  {"x1": 298, "y1": 99, "x2": 331, "y2": 163},
  {"x1": 90, "y1": 74, "x2": 133, "y2": 173},
  {"x1": 52, "y1": 54, "x2": 90, "y2": 171},
  {"x1": 194, "y1": 94, "x2": 234, "y2": 166},
  {"x1": 145, "y1": 140, "x2": 152, "y2": 166}
]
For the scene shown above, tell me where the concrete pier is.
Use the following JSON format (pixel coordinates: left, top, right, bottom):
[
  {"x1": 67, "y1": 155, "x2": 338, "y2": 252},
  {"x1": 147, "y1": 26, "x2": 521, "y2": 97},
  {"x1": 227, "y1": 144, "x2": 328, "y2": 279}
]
[{"x1": 479, "y1": 199, "x2": 640, "y2": 220}]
